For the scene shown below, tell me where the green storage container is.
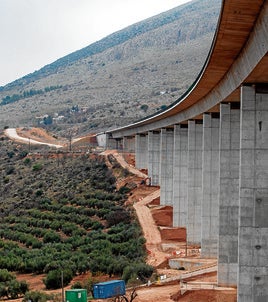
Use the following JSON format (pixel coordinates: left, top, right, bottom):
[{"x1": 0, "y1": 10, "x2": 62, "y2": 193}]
[{"x1": 65, "y1": 289, "x2": 87, "y2": 302}]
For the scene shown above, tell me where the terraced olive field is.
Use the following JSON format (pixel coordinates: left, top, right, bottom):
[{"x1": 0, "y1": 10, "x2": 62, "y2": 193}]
[{"x1": 0, "y1": 135, "x2": 152, "y2": 300}]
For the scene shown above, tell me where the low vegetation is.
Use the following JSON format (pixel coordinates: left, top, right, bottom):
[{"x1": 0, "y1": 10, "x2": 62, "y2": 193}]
[
  {"x1": 0, "y1": 86, "x2": 62, "y2": 106},
  {"x1": 0, "y1": 135, "x2": 153, "y2": 299}
]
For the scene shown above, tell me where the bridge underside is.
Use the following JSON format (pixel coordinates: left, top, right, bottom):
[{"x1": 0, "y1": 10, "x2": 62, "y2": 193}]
[
  {"x1": 98, "y1": 1, "x2": 268, "y2": 301},
  {"x1": 113, "y1": 86, "x2": 268, "y2": 301}
]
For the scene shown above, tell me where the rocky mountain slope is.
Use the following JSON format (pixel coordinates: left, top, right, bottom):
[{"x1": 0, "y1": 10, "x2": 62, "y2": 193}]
[{"x1": 0, "y1": 0, "x2": 221, "y2": 135}]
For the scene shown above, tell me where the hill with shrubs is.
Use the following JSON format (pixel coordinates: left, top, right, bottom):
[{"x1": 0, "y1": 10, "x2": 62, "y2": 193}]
[{"x1": 0, "y1": 0, "x2": 221, "y2": 136}]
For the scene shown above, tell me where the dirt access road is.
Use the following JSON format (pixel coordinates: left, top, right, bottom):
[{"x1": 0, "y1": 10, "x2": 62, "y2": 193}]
[
  {"x1": 4, "y1": 128, "x2": 63, "y2": 148},
  {"x1": 102, "y1": 150, "x2": 168, "y2": 266}
]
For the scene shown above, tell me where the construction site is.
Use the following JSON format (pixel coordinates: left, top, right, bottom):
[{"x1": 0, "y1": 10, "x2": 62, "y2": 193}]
[
  {"x1": 5, "y1": 127, "x2": 237, "y2": 302},
  {"x1": 104, "y1": 150, "x2": 237, "y2": 302}
]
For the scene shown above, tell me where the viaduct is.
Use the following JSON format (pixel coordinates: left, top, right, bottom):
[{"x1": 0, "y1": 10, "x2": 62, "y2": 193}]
[{"x1": 97, "y1": 0, "x2": 268, "y2": 300}]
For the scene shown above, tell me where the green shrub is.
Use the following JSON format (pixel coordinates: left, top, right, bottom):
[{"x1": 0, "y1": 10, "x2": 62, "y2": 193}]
[
  {"x1": 0, "y1": 269, "x2": 14, "y2": 282},
  {"x1": 118, "y1": 186, "x2": 131, "y2": 194},
  {"x1": 7, "y1": 279, "x2": 28, "y2": 299},
  {"x1": 43, "y1": 269, "x2": 73, "y2": 289},
  {"x1": 122, "y1": 263, "x2": 153, "y2": 284},
  {"x1": 32, "y1": 163, "x2": 43, "y2": 171},
  {"x1": 3, "y1": 176, "x2": 9, "y2": 183},
  {"x1": 71, "y1": 281, "x2": 83, "y2": 289},
  {"x1": 35, "y1": 189, "x2": 43, "y2": 197},
  {"x1": 7, "y1": 151, "x2": 15, "y2": 158},
  {"x1": 6, "y1": 166, "x2": 15, "y2": 175},
  {"x1": 140, "y1": 104, "x2": 148, "y2": 112},
  {"x1": 122, "y1": 168, "x2": 130, "y2": 177},
  {"x1": 43, "y1": 231, "x2": 61, "y2": 243},
  {"x1": 23, "y1": 290, "x2": 50, "y2": 302},
  {"x1": 23, "y1": 158, "x2": 31, "y2": 165},
  {"x1": 0, "y1": 270, "x2": 28, "y2": 299},
  {"x1": 18, "y1": 151, "x2": 28, "y2": 159},
  {"x1": 105, "y1": 208, "x2": 131, "y2": 227}
]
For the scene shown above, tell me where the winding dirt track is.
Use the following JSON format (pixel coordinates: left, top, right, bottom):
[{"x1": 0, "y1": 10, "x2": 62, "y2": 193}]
[
  {"x1": 4, "y1": 128, "x2": 63, "y2": 148},
  {"x1": 102, "y1": 150, "x2": 174, "y2": 267}
]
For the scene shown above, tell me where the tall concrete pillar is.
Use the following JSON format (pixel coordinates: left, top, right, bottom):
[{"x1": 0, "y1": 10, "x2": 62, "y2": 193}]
[
  {"x1": 123, "y1": 136, "x2": 135, "y2": 153},
  {"x1": 238, "y1": 85, "x2": 268, "y2": 301},
  {"x1": 107, "y1": 137, "x2": 116, "y2": 149},
  {"x1": 160, "y1": 128, "x2": 174, "y2": 206},
  {"x1": 173, "y1": 124, "x2": 188, "y2": 227},
  {"x1": 96, "y1": 133, "x2": 109, "y2": 149},
  {"x1": 107, "y1": 137, "x2": 122, "y2": 150},
  {"x1": 148, "y1": 131, "x2": 161, "y2": 186},
  {"x1": 187, "y1": 120, "x2": 203, "y2": 245},
  {"x1": 135, "y1": 134, "x2": 148, "y2": 170},
  {"x1": 218, "y1": 103, "x2": 240, "y2": 287},
  {"x1": 201, "y1": 113, "x2": 220, "y2": 258}
]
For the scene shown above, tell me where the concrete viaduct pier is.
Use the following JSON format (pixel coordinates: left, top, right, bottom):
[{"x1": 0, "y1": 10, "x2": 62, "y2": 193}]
[{"x1": 97, "y1": 0, "x2": 268, "y2": 300}]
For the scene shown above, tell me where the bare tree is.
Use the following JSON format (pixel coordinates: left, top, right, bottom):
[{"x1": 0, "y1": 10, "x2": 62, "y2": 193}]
[{"x1": 112, "y1": 288, "x2": 138, "y2": 302}]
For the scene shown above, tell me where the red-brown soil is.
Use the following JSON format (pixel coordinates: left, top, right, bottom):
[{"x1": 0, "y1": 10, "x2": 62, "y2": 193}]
[
  {"x1": 173, "y1": 289, "x2": 237, "y2": 302},
  {"x1": 151, "y1": 205, "x2": 173, "y2": 227},
  {"x1": 16, "y1": 127, "x2": 65, "y2": 145},
  {"x1": 160, "y1": 227, "x2": 186, "y2": 242}
]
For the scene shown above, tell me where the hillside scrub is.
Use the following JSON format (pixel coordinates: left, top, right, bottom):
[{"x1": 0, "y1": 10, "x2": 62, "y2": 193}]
[
  {"x1": 0, "y1": 137, "x2": 153, "y2": 292},
  {"x1": 0, "y1": 0, "x2": 221, "y2": 134}
]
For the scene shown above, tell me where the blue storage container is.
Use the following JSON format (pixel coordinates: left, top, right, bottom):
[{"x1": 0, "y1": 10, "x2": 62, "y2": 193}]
[{"x1": 93, "y1": 280, "x2": 126, "y2": 299}]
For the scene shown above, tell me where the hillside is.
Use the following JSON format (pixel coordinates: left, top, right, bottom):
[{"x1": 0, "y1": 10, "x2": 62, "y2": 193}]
[
  {"x1": 0, "y1": 132, "x2": 154, "y2": 299},
  {"x1": 0, "y1": 0, "x2": 221, "y2": 135}
]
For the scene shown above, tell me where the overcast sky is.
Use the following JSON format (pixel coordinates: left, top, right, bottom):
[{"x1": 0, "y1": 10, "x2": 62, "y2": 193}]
[{"x1": 0, "y1": 0, "x2": 191, "y2": 87}]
